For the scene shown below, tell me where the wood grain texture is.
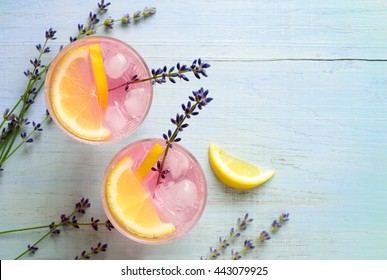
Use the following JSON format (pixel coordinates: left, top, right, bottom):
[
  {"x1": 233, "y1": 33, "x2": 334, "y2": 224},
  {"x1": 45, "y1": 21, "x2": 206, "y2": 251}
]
[{"x1": 0, "y1": 0, "x2": 386, "y2": 260}]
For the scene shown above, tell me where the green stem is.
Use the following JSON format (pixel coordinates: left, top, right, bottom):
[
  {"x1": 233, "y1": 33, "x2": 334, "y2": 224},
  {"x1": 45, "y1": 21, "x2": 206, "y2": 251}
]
[
  {"x1": 0, "y1": 225, "x2": 51, "y2": 235},
  {"x1": 0, "y1": 221, "x2": 109, "y2": 235}
]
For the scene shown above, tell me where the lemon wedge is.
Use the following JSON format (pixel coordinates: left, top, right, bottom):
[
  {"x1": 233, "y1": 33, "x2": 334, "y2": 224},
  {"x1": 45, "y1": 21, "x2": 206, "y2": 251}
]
[
  {"x1": 135, "y1": 143, "x2": 164, "y2": 181},
  {"x1": 208, "y1": 143, "x2": 275, "y2": 190},
  {"x1": 89, "y1": 44, "x2": 109, "y2": 111}
]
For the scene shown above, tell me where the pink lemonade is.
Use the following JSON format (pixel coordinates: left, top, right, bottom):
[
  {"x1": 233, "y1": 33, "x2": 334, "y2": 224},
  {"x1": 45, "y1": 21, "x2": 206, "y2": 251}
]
[
  {"x1": 45, "y1": 36, "x2": 152, "y2": 143},
  {"x1": 101, "y1": 138, "x2": 207, "y2": 244}
]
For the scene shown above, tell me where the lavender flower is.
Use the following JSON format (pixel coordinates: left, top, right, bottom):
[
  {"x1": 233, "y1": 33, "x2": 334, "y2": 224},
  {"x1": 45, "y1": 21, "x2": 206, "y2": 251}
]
[
  {"x1": 36, "y1": 44, "x2": 50, "y2": 54},
  {"x1": 231, "y1": 249, "x2": 241, "y2": 260},
  {"x1": 20, "y1": 132, "x2": 33, "y2": 143},
  {"x1": 210, "y1": 247, "x2": 220, "y2": 259},
  {"x1": 75, "y1": 198, "x2": 91, "y2": 214},
  {"x1": 243, "y1": 240, "x2": 255, "y2": 250},
  {"x1": 75, "y1": 243, "x2": 108, "y2": 260},
  {"x1": 105, "y1": 219, "x2": 114, "y2": 231},
  {"x1": 75, "y1": 250, "x2": 90, "y2": 260},
  {"x1": 219, "y1": 237, "x2": 230, "y2": 249},
  {"x1": 45, "y1": 28, "x2": 57, "y2": 40},
  {"x1": 97, "y1": 0, "x2": 110, "y2": 13},
  {"x1": 271, "y1": 220, "x2": 282, "y2": 231},
  {"x1": 70, "y1": 216, "x2": 79, "y2": 229},
  {"x1": 238, "y1": 213, "x2": 253, "y2": 230},
  {"x1": 104, "y1": 17, "x2": 115, "y2": 29},
  {"x1": 279, "y1": 213, "x2": 290, "y2": 223},
  {"x1": 91, "y1": 217, "x2": 100, "y2": 231},
  {"x1": 229, "y1": 228, "x2": 241, "y2": 239},
  {"x1": 32, "y1": 121, "x2": 43, "y2": 131},
  {"x1": 49, "y1": 222, "x2": 61, "y2": 235},
  {"x1": 258, "y1": 230, "x2": 271, "y2": 242},
  {"x1": 27, "y1": 245, "x2": 38, "y2": 254},
  {"x1": 121, "y1": 13, "x2": 131, "y2": 24}
]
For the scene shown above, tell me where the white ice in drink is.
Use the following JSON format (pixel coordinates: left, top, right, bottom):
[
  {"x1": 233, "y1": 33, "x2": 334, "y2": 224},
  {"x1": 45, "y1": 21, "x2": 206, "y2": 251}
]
[
  {"x1": 164, "y1": 148, "x2": 190, "y2": 180},
  {"x1": 105, "y1": 52, "x2": 130, "y2": 79},
  {"x1": 124, "y1": 88, "x2": 147, "y2": 119},
  {"x1": 155, "y1": 179, "x2": 199, "y2": 225},
  {"x1": 104, "y1": 101, "x2": 129, "y2": 132}
]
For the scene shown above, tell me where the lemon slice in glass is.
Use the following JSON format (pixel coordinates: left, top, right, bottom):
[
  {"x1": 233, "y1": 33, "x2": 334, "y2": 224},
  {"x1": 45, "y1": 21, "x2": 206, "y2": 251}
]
[{"x1": 208, "y1": 143, "x2": 275, "y2": 190}]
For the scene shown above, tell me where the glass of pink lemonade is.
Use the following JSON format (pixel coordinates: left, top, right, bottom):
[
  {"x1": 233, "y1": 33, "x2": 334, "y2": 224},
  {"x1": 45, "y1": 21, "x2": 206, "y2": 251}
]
[
  {"x1": 101, "y1": 138, "x2": 207, "y2": 244},
  {"x1": 45, "y1": 36, "x2": 152, "y2": 143}
]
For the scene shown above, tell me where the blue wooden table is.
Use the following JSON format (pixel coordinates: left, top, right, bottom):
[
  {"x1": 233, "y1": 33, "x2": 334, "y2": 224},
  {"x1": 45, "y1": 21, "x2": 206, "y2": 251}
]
[{"x1": 0, "y1": 0, "x2": 386, "y2": 260}]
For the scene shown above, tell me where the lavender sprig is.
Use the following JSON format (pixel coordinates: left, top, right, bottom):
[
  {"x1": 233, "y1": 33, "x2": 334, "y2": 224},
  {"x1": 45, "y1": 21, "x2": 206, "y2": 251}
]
[
  {"x1": 0, "y1": 198, "x2": 114, "y2": 260},
  {"x1": 202, "y1": 213, "x2": 253, "y2": 260},
  {"x1": 152, "y1": 88, "x2": 213, "y2": 185},
  {"x1": 231, "y1": 213, "x2": 290, "y2": 260},
  {"x1": 72, "y1": 5, "x2": 156, "y2": 41},
  {"x1": 75, "y1": 242, "x2": 108, "y2": 260},
  {"x1": 0, "y1": 26, "x2": 55, "y2": 172},
  {"x1": 109, "y1": 59, "x2": 211, "y2": 92}
]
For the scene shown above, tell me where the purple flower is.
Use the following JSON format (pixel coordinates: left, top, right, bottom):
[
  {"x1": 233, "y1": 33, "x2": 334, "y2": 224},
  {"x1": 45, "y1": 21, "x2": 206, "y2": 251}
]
[
  {"x1": 97, "y1": 0, "x2": 110, "y2": 13},
  {"x1": 243, "y1": 240, "x2": 255, "y2": 250},
  {"x1": 91, "y1": 217, "x2": 100, "y2": 231},
  {"x1": 60, "y1": 214, "x2": 69, "y2": 225},
  {"x1": 258, "y1": 230, "x2": 271, "y2": 241},
  {"x1": 231, "y1": 249, "x2": 241, "y2": 260},
  {"x1": 229, "y1": 227, "x2": 241, "y2": 238},
  {"x1": 27, "y1": 245, "x2": 38, "y2": 254},
  {"x1": 104, "y1": 17, "x2": 114, "y2": 29},
  {"x1": 121, "y1": 14, "x2": 131, "y2": 24},
  {"x1": 75, "y1": 198, "x2": 90, "y2": 214},
  {"x1": 45, "y1": 28, "x2": 57, "y2": 40},
  {"x1": 105, "y1": 219, "x2": 114, "y2": 231},
  {"x1": 279, "y1": 213, "x2": 290, "y2": 223},
  {"x1": 49, "y1": 222, "x2": 60, "y2": 235},
  {"x1": 271, "y1": 220, "x2": 282, "y2": 231},
  {"x1": 237, "y1": 213, "x2": 253, "y2": 230},
  {"x1": 219, "y1": 237, "x2": 229, "y2": 249},
  {"x1": 71, "y1": 216, "x2": 79, "y2": 228},
  {"x1": 210, "y1": 247, "x2": 220, "y2": 259}
]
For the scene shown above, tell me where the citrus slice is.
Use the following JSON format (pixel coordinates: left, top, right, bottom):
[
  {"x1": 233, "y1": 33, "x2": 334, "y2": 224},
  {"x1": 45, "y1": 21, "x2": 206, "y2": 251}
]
[
  {"x1": 106, "y1": 156, "x2": 175, "y2": 238},
  {"x1": 135, "y1": 143, "x2": 165, "y2": 180},
  {"x1": 50, "y1": 44, "x2": 111, "y2": 141},
  {"x1": 208, "y1": 144, "x2": 275, "y2": 190},
  {"x1": 89, "y1": 44, "x2": 109, "y2": 111}
]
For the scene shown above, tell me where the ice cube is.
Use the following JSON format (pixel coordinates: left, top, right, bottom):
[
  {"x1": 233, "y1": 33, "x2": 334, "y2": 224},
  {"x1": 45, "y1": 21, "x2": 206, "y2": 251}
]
[
  {"x1": 124, "y1": 88, "x2": 147, "y2": 118},
  {"x1": 154, "y1": 179, "x2": 199, "y2": 225},
  {"x1": 105, "y1": 53, "x2": 129, "y2": 79},
  {"x1": 164, "y1": 148, "x2": 190, "y2": 180},
  {"x1": 104, "y1": 101, "x2": 128, "y2": 132},
  {"x1": 164, "y1": 179, "x2": 199, "y2": 209}
]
